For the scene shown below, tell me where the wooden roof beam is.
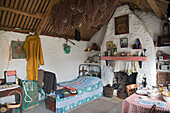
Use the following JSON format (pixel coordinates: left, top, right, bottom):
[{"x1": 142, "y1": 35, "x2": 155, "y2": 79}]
[
  {"x1": 0, "y1": 6, "x2": 44, "y2": 19},
  {"x1": 36, "y1": 0, "x2": 58, "y2": 35},
  {"x1": 147, "y1": 0, "x2": 164, "y2": 19},
  {"x1": 0, "y1": 26, "x2": 34, "y2": 34},
  {"x1": 133, "y1": 0, "x2": 147, "y2": 12}
]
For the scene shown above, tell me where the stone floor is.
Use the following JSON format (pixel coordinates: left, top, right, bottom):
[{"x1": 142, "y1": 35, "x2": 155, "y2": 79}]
[{"x1": 12, "y1": 96, "x2": 123, "y2": 113}]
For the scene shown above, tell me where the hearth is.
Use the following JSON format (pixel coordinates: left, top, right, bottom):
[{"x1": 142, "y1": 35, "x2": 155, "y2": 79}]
[{"x1": 113, "y1": 72, "x2": 137, "y2": 99}]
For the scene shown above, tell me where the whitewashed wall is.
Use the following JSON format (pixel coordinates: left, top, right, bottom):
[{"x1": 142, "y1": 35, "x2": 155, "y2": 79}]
[
  {"x1": 100, "y1": 5, "x2": 157, "y2": 86},
  {"x1": 87, "y1": 23, "x2": 108, "y2": 48},
  {"x1": 0, "y1": 31, "x2": 88, "y2": 82}
]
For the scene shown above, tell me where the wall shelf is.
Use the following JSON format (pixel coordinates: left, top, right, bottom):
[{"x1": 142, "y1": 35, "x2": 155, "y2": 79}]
[
  {"x1": 101, "y1": 56, "x2": 147, "y2": 61},
  {"x1": 156, "y1": 69, "x2": 170, "y2": 73}
]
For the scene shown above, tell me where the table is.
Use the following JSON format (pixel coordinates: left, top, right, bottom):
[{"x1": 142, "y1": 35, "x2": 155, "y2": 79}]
[
  {"x1": 0, "y1": 79, "x2": 23, "y2": 113},
  {"x1": 122, "y1": 93, "x2": 170, "y2": 113}
]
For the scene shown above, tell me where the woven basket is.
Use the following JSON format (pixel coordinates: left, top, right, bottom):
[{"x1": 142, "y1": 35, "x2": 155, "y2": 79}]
[
  {"x1": 103, "y1": 86, "x2": 114, "y2": 98},
  {"x1": 6, "y1": 90, "x2": 22, "y2": 109}
]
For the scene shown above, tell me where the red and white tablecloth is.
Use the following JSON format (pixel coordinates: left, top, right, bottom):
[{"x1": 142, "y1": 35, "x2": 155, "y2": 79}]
[{"x1": 122, "y1": 93, "x2": 170, "y2": 113}]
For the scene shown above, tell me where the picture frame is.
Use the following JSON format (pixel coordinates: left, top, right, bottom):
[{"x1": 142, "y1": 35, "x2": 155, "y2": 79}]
[
  {"x1": 115, "y1": 14, "x2": 129, "y2": 35},
  {"x1": 12, "y1": 41, "x2": 26, "y2": 59},
  {"x1": 120, "y1": 38, "x2": 128, "y2": 48},
  {"x1": 106, "y1": 41, "x2": 113, "y2": 51},
  {"x1": 158, "y1": 35, "x2": 170, "y2": 47}
]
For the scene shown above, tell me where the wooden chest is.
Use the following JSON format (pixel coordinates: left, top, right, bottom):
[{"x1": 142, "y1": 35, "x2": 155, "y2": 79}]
[{"x1": 45, "y1": 97, "x2": 56, "y2": 112}]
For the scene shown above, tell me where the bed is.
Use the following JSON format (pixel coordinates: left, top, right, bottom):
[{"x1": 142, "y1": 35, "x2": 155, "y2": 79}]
[{"x1": 54, "y1": 76, "x2": 103, "y2": 113}]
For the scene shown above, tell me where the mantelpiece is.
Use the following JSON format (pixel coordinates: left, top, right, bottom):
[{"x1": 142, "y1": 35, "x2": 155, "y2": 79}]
[{"x1": 101, "y1": 56, "x2": 147, "y2": 61}]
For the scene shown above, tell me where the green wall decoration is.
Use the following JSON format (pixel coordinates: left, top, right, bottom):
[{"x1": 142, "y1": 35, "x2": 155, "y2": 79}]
[{"x1": 12, "y1": 41, "x2": 26, "y2": 59}]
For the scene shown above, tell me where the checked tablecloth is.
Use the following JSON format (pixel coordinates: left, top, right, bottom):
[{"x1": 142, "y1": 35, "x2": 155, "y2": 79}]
[{"x1": 122, "y1": 93, "x2": 170, "y2": 113}]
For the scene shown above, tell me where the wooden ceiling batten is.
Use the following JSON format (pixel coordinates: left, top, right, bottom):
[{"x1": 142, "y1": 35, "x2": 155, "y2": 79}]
[
  {"x1": 1, "y1": 11, "x2": 7, "y2": 26},
  {"x1": 42, "y1": 0, "x2": 50, "y2": 13},
  {"x1": 18, "y1": 0, "x2": 24, "y2": 10},
  {"x1": 30, "y1": 18, "x2": 36, "y2": 30},
  {"x1": 10, "y1": 0, "x2": 15, "y2": 8},
  {"x1": 48, "y1": 26, "x2": 53, "y2": 33},
  {"x1": 30, "y1": 0, "x2": 37, "y2": 12},
  {"x1": 38, "y1": 0, "x2": 46, "y2": 13},
  {"x1": 23, "y1": 16, "x2": 30, "y2": 29},
  {"x1": 15, "y1": 15, "x2": 22, "y2": 28},
  {"x1": 20, "y1": 16, "x2": 27, "y2": 28},
  {"x1": 5, "y1": 0, "x2": 10, "y2": 7},
  {"x1": 22, "y1": 0, "x2": 29, "y2": 11},
  {"x1": 8, "y1": 13, "x2": 15, "y2": 27},
  {"x1": 27, "y1": 0, "x2": 34, "y2": 12},
  {"x1": 147, "y1": 0, "x2": 164, "y2": 19},
  {"x1": 0, "y1": 6, "x2": 44, "y2": 18},
  {"x1": 4, "y1": 12, "x2": 11, "y2": 26},
  {"x1": 33, "y1": 0, "x2": 41, "y2": 12},
  {"x1": 26, "y1": 17, "x2": 33, "y2": 29},
  {"x1": 22, "y1": 16, "x2": 30, "y2": 29}
]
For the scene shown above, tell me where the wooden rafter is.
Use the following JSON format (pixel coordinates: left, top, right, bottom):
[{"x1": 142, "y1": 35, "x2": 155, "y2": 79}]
[
  {"x1": 0, "y1": 6, "x2": 44, "y2": 19},
  {"x1": 36, "y1": 0, "x2": 59, "y2": 35},
  {"x1": 133, "y1": 0, "x2": 147, "y2": 12},
  {"x1": 147, "y1": 0, "x2": 164, "y2": 19},
  {"x1": 0, "y1": 26, "x2": 33, "y2": 33}
]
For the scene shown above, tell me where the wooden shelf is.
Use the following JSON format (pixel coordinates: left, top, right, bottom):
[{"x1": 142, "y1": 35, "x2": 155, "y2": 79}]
[
  {"x1": 157, "y1": 69, "x2": 170, "y2": 73},
  {"x1": 83, "y1": 63, "x2": 101, "y2": 65},
  {"x1": 84, "y1": 50, "x2": 100, "y2": 53},
  {"x1": 101, "y1": 56, "x2": 147, "y2": 61}
]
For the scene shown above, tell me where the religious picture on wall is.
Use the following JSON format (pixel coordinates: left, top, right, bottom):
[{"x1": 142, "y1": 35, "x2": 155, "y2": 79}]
[
  {"x1": 115, "y1": 14, "x2": 129, "y2": 35},
  {"x1": 106, "y1": 41, "x2": 113, "y2": 51},
  {"x1": 12, "y1": 41, "x2": 26, "y2": 59},
  {"x1": 120, "y1": 38, "x2": 128, "y2": 48}
]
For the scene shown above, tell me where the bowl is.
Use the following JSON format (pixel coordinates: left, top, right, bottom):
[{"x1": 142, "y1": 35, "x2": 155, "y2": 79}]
[
  {"x1": 147, "y1": 90, "x2": 159, "y2": 98},
  {"x1": 162, "y1": 91, "x2": 170, "y2": 103}
]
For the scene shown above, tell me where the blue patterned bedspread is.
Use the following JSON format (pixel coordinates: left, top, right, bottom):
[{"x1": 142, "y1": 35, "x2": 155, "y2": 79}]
[{"x1": 56, "y1": 76, "x2": 103, "y2": 113}]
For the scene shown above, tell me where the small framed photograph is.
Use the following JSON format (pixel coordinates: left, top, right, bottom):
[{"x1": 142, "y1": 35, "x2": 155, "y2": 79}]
[
  {"x1": 106, "y1": 41, "x2": 113, "y2": 51},
  {"x1": 120, "y1": 38, "x2": 128, "y2": 48}
]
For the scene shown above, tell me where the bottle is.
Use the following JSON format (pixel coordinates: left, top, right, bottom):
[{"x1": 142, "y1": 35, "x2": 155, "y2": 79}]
[
  {"x1": 15, "y1": 78, "x2": 18, "y2": 85},
  {"x1": 142, "y1": 74, "x2": 147, "y2": 88}
]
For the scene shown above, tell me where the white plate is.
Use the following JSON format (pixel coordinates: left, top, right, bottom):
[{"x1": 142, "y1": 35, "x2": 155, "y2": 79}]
[
  {"x1": 136, "y1": 89, "x2": 148, "y2": 95},
  {"x1": 139, "y1": 96, "x2": 148, "y2": 99}
]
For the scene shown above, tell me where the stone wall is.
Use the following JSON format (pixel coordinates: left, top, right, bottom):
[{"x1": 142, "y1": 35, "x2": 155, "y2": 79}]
[{"x1": 101, "y1": 5, "x2": 157, "y2": 86}]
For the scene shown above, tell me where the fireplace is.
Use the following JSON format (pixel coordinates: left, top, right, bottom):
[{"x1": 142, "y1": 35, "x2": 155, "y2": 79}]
[{"x1": 113, "y1": 72, "x2": 137, "y2": 99}]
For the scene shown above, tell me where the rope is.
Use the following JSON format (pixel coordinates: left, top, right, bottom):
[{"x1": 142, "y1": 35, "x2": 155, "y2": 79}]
[{"x1": 23, "y1": 81, "x2": 33, "y2": 103}]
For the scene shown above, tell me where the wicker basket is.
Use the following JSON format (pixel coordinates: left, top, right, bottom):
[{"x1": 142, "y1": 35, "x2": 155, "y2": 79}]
[
  {"x1": 103, "y1": 86, "x2": 114, "y2": 98},
  {"x1": 6, "y1": 90, "x2": 22, "y2": 109}
]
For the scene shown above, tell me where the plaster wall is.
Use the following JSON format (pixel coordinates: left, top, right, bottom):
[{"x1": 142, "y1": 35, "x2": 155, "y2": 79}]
[
  {"x1": 0, "y1": 31, "x2": 88, "y2": 82},
  {"x1": 100, "y1": 5, "x2": 157, "y2": 86},
  {"x1": 87, "y1": 23, "x2": 108, "y2": 48}
]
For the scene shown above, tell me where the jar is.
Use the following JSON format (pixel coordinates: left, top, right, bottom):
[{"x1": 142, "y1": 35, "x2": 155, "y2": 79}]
[
  {"x1": 159, "y1": 84, "x2": 163, "y2": 92},
  {"x1": 168, "y1": 84, "x2": 170, "y2": 89}
]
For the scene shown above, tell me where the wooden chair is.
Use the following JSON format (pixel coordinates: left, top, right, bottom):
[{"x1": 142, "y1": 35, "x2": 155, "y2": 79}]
[
  {"x1": 126, "y1": 84, "x2": 138, "y2": 96},
  {"x1": 149, "y1": 104, "x2": 156, "y2": 113}
]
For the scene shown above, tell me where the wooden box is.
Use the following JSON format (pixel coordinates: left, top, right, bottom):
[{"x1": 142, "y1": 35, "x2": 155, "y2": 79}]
[{"x1": 45, "y1": 97, "x2": 56, "y2": 112}]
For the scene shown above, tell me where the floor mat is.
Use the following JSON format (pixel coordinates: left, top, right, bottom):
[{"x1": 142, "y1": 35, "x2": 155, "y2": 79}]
[{"x1": 69, "y1": 98, "x2": 118, "y2": 113}]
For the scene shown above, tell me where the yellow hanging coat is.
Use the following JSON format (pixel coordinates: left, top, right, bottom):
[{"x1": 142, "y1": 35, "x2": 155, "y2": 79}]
[{"x1": 24, "y1": 35, "x2": 44, "y2": 81}]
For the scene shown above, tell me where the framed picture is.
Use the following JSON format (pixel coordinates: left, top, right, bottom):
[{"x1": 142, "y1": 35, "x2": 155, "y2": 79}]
[
  {"x1": 12, "y1": 41, "x2": 26, "y2": 59},
  {"x1": 158, "y1": 35, "x2": 170, "y2": 47},
  {"x1": 120, "y1": 38, "x2": 128, "y2": 48},
  {"x1": 115, "y1": 14, "x2": 129, "y2": 35},
  {"x1": 106, "y1": 41, "x2": 113, "y2": 51}
]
